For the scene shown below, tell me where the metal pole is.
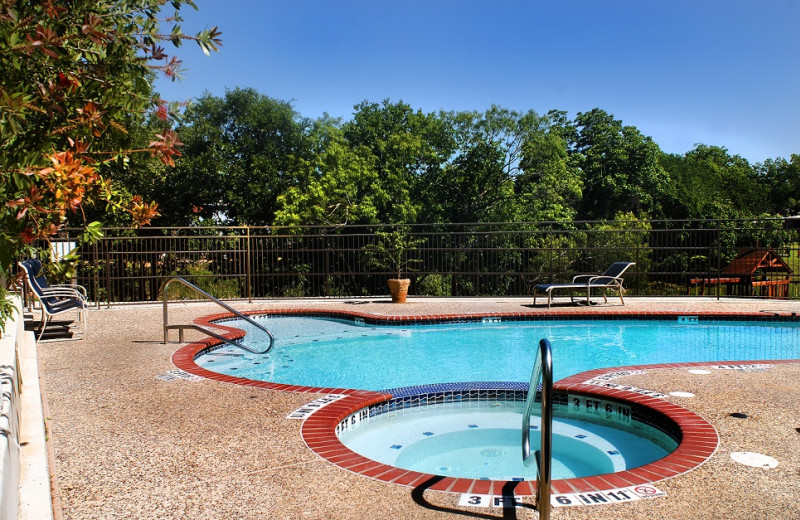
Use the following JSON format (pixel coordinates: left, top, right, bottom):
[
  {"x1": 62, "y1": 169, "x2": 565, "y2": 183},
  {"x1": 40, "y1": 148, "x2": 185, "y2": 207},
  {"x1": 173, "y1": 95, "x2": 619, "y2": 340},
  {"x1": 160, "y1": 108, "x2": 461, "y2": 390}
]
[
  {"x1": 521, "y1": 338, "x2": 553, "y2": 520},
  {"x1": 538, "y1": 338, "x2": 553, "y2": 520},
  {"x1": 162, "y1": 282, "x2": 169, "y2": 344},
  {"x1": 716, "y1": 223, "x2": 721, "y2": 300},
  {"x1": 104, "y1": 240, "x2": 111, "y2": 308},
  {"x1": 92, "y1": 240, "x2": 100, "y2": 309},
  {"x1": 246, "y1": 226, "x2": 252, "y2": 302}
]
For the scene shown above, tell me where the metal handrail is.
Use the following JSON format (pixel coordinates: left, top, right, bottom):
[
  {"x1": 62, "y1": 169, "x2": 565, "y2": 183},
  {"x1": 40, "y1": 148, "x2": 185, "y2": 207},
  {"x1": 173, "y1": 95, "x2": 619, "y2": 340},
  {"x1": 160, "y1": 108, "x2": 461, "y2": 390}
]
[
  {"x1": 522, "y1": 338, "x2": 553, "y2": 520},
  {"x1": 162, "y1": 277, "x2": 274, "y2": 354}
]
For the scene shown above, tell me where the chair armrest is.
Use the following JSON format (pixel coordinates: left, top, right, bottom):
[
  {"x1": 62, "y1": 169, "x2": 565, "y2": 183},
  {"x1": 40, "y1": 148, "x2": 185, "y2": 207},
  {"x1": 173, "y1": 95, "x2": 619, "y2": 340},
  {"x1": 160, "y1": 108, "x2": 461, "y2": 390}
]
[
  {"x1": 48, "y1": 283, "x2": 88, "y2": 298},
  {"x1": 571, "y1": 274, "x2": 597, "y2": 283},
  {"x1": 40, "y1": 287, "x2": 87, "y2": 302},
  {"x1": 587, "y1": 275, "x2": 625, "y2": 286}
]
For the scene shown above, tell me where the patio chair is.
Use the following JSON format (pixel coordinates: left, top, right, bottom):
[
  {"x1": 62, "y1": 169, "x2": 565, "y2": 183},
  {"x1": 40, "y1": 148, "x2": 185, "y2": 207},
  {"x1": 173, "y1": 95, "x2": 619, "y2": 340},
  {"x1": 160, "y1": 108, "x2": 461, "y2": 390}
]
[
  {"x1": 18, "y1": 258, "x2": 87, "y2": 340},
  {"x1": 533, "y1": 261, "x2": 636, "y2": 308}
]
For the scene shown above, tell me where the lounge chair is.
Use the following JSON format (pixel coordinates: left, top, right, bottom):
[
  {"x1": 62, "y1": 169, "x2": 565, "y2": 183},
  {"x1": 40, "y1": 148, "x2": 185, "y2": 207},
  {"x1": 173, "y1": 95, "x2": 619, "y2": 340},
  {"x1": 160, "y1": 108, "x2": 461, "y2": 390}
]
[
  {"x1": 18, "y1": 258, "x2": 88, "y2": 340},
  {"x1": 533, "y1": 261, "x2": 635, "y2": 308}
]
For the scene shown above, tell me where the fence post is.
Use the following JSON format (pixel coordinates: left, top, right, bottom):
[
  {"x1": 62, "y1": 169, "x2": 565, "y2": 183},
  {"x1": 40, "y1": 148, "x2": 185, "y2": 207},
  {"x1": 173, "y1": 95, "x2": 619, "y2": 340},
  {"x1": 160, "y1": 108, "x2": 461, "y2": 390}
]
[
  {"x1": 636, "y1": 242, "x2": 640, "y2": 294},
  {"x1": 104, "y1": 239, "x2": 112, "y2": 308},
  {"x1": 716, "y1": 223, "x2": 721, "y2": 300},
  {"x1": 93, "y1": 240, "x2": 100, "y2": 309},
  {"x1": 246, "y1": 226, "x2": 252, "y2": 302}
]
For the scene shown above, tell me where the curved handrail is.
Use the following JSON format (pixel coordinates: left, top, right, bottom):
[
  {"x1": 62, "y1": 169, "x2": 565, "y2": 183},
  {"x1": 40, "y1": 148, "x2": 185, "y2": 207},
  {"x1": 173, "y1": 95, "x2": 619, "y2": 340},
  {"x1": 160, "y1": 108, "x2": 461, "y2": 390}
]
[
  {"x1": 162, "y1": 277, "x2": 274, "y2": 354},
  {"x1": 166, "y1": 323, "x2": 264, "y2": 353},
  {"x1": 521, "y1": 338, "x2": 553, "y2": 520}
]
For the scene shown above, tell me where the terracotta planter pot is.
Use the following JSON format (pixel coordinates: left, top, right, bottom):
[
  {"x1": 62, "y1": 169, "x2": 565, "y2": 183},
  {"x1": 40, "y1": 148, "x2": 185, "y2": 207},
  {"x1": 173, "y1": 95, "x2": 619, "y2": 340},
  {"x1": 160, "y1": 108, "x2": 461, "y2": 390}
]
[{"x1": 387, "y1": 278, "x2": 410, "y2": 303}]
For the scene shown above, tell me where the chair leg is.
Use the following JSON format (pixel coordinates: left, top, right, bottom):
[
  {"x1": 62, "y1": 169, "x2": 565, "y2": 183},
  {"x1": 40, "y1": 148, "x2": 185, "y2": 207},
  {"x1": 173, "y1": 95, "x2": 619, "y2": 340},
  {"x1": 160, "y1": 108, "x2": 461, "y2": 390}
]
[
  {"x1": 37, "y1": 314, "x2": 50, "y2": 341},
  {"x1": 77, "y1": 308, "x2": 86, "y2": 338}
]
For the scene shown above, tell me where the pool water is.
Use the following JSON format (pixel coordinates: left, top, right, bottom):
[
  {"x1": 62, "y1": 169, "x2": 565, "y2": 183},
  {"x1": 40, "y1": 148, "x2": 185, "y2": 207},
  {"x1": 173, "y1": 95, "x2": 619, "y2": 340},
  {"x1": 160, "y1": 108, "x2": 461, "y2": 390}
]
[
  {"x1": 196, "y1": 316, "x2": 800, "y2": 390},
  {"x1": 338, "y1": 401, "x2": 676, "y2": 480}
]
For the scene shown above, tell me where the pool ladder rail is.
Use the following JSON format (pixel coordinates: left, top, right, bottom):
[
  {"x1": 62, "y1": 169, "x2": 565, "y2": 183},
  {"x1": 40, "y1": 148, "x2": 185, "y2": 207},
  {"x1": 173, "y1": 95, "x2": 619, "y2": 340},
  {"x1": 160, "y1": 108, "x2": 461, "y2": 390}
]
[
  {"x1": 522, "y1": 338, "x2": 553, "y2": 520},
  {"x1": 162, "y1": 277, "x2": 274, "y2": 354}
]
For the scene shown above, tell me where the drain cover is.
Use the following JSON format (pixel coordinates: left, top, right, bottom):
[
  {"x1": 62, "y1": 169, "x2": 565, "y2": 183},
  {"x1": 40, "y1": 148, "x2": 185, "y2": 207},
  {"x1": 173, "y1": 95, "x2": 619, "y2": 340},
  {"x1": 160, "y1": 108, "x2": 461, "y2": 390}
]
[
  {"x1": 730, "y1": 452, "x2": 778, "y2": 468},
  {"x1": 687, "y1": 369, "x2": 711, "y2": 375},
  {"x1": 668, "y1": 391, "x2": 695, "y2": 398}
]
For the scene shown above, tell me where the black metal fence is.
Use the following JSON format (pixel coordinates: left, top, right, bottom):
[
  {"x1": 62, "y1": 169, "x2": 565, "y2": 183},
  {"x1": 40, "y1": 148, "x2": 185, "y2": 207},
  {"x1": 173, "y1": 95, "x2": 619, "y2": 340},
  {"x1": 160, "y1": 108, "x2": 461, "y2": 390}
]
[{"x1": 53, "y1": 218, "x2": 800, "y2": 305}]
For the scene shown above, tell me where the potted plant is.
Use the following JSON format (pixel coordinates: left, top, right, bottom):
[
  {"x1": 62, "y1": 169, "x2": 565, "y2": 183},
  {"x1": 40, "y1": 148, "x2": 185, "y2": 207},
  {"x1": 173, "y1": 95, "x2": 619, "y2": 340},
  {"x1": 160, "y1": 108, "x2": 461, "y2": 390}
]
[{"x1": 367, "y1": 228, "x2": 424, "y2": 303}]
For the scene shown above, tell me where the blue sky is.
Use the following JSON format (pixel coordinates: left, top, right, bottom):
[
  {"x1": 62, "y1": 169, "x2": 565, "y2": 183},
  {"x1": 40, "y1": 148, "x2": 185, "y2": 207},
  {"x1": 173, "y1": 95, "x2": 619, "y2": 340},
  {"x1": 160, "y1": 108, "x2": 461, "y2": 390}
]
[{"x1": 155, "y1": 1, "x2": 799, "y2": 163}]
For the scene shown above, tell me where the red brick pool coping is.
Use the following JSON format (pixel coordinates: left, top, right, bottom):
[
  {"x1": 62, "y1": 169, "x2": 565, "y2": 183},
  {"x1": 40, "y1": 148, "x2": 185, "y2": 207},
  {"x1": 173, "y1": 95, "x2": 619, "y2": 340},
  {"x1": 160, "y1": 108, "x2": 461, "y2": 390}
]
[{"x1": 171, "y1": 308, "x2": 800, "y2": 496}]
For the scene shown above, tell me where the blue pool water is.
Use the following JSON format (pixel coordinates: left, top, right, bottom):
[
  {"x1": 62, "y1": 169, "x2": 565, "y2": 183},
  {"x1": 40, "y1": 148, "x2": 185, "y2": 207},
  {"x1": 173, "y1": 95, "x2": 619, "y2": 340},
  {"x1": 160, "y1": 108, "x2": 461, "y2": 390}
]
[
  {"x1": 338, "y1": 401, "x2": 676, "y2": 480},
  {"x1": 196, "y1": 316, "x2": 800, "y2": 390}
]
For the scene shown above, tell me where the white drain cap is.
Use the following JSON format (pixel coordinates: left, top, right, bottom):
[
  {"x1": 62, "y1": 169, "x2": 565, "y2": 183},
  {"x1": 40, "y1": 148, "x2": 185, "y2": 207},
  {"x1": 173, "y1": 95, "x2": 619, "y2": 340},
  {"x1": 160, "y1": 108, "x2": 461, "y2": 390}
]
[
  {"x1": 687, "y1": 369, "x2": 711, "y2": 375},
  {"x1": 730, "y1": 452, "x2": 779, "y2": 468},
  {"x1": 668, "y1": 391, "x2": 695, "y2": 398}
]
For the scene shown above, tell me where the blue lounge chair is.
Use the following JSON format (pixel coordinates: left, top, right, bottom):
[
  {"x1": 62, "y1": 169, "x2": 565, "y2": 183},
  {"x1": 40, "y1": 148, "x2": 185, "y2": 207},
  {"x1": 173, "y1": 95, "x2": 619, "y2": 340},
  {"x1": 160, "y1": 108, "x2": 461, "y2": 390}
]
[
  {"x1": 18, "y1": 258, "x2": 87, "y2": 340},
  {"x1": 533, "y1": 262, "x2": 636, "y2": 308}
]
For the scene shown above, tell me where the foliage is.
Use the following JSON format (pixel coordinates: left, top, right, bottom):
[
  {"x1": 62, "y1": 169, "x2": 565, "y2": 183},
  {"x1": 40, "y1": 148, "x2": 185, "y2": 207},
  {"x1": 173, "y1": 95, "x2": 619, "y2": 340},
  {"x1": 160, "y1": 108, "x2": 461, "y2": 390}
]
[
  {"x1": 275, "y1": 123, "x2": 381, "y2": 227},
  {"x1": 659, "y1": 145, "x2": 765, "y2": 220},
  {"x1": 280, "y1": 263, "x2": 311, "y2": 298},
  {"x1": 757, "y1": 155, "x2": 800, "y2": 216},
  {"x1": 127, "y1": 89, "x2": 796, "y2": 234},
  {"x1": 365, "y1": 227, "x2": 425, "y2": 279},
  {"x1": 164, "y1": 263, "x2": 240, "y2": 300},
  {"x1": 573, "y1": 109, "x2": 670, "y2": 220},
  {"x1": 420, "y1": 107, "x2": 544, "y2": 223},
  {"x1": 342, "y1": 100, "x2": 455, "y2": 224},
  {"x1": 416, "y1": 274, "x2": 452, "y2": 297},
  {"x1": 0, "y1": 292, "x2": 15, "y2": 332},
  {"x1": 165, "y1": 88, "x2": 310, "y2": 225},
  {"x1": 588, "y1": 212, "x2": 652, "y2": 292},
  {"x1": 517, "y1": 110, "x2": 583, "y2": 222},
  {"x1": 0, "y1": 0, "x2": 220, "y2": 329}
]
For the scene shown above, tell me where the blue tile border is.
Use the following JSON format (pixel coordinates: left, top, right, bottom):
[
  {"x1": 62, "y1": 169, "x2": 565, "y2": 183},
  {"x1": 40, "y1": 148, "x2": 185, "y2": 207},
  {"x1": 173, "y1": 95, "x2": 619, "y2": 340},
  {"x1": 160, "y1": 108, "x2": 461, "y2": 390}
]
[{"x1": 380, "y1": 381, "x2": 530, "y2": 397}]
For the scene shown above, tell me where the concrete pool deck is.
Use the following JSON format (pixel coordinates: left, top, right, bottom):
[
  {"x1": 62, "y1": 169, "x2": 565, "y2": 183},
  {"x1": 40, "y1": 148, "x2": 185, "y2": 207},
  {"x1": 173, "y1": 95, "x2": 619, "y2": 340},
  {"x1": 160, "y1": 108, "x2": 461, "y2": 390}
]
[{"x1": 36, "y1": 297, "x2": 800, "y2": 519}]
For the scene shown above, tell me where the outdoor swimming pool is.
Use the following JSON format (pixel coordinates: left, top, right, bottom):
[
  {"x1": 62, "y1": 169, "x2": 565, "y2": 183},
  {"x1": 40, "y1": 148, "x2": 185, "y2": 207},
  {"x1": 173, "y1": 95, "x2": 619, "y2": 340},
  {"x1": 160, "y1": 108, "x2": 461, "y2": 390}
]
[{"x1": 195, "y1": 315, "x2": 800, "y2": 390}]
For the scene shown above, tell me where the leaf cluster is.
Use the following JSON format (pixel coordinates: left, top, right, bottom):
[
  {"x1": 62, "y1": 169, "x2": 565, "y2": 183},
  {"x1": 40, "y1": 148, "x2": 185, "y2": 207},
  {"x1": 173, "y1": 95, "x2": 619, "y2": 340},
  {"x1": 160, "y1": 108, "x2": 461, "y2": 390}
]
[
  {"x1": 141, "y1": 90, "x2": 798, "y2": 236},
  {"x1": 365, "y1": 227, "x2": 426, "y2": 279},
  {"x1": 0, "y1": 0, "x2": 220, "y2": 330}
]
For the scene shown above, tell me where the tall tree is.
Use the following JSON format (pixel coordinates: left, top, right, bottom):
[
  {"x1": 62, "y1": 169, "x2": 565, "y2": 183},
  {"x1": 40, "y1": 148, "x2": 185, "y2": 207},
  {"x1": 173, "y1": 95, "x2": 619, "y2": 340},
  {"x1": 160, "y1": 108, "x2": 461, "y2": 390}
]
[
  {"x1": 516, "y1": 110, "x2": 583, "y2": 222},
  {"x1": 573, "y1": 109, "x2": 669, "y2": 220},
  {"x1": 757, "y1": 155, "x2": 800, "y2": 216},
  {"x1": 419, "y1": 106, "x2": 547, "y2": 223},
  {"x1": 342, "y1": 100, "x2": 454, "y2": 224},
  {"x1": 166, "y1": 88, "x2": 311, "y2": 225},
  {"x1": 274, "y1": 123, "x2": 383, "y2": 227},
  {"x1": 0, "y1": 0, "x2": 220, "y2": 325},
  {"x1": 660, "y1": 144, "x2": 764, "y2": 219}
]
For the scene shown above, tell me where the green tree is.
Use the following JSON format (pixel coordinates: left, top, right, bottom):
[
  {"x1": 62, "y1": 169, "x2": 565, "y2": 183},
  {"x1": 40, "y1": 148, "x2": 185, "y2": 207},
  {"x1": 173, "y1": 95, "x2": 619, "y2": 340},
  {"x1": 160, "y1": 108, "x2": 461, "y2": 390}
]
[
  {"x1": 516, "y1": 110, "x2": 583, "y2": 222},
  {"x1": 420, "y1": 106, "x2": 546, "y2": 223},
  {"x1": 573, "y1": 109, "x2": 669, "y2": 220},
  {"x1": 165, "y1": 88, "x2": 311, "y2": 225},
  {"x1": 0, "y1": 0, "x2": 220, "y2": 326},
  {"x1": 342, "y1": 99, "x2": 454, "y2": 224},
  {"x1": 79, "y1": 113, "x2": 173, "y2": 227},
  {"x1": 659, "y1": 144, "x2": 763, "y2": 220},
  {"x1": 275, "y1": 123, "x2": 383, "y2": 227},
  {"x1": 757, "y1": 155, "x2": 800, "y2": 216}
]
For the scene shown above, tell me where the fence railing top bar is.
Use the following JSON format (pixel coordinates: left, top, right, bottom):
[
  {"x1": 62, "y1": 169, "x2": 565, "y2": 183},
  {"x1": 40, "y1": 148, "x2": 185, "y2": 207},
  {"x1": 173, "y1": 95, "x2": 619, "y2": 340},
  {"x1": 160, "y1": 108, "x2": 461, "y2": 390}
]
[{"x1": 59, "y1": 215, "x2": 797, "y2": 236}]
